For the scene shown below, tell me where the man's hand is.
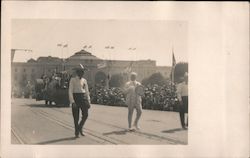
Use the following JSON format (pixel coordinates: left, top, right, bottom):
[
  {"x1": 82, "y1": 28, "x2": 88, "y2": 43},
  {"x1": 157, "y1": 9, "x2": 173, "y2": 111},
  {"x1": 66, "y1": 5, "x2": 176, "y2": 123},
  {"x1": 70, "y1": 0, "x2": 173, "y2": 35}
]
[
  {"x1": 179, "y1": 100, "x2": 183, "y2": 106},
  {"x1": 71, "y1": 103, "x2": 77, "y2": 108}
]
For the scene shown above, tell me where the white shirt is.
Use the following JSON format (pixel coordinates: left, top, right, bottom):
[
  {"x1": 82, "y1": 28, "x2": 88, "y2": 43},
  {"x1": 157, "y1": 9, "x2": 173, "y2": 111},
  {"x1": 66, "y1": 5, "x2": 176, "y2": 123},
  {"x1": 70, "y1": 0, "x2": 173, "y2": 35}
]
[
  {"x1": 176, "y1": 81, "x2": 188, "y2": 101},
  {"x1": 124, "y1": 80, "x2": 142, "y2": 106},
  {"x1": 68, "y1": 76, "x2": 90, "y2": 104}
]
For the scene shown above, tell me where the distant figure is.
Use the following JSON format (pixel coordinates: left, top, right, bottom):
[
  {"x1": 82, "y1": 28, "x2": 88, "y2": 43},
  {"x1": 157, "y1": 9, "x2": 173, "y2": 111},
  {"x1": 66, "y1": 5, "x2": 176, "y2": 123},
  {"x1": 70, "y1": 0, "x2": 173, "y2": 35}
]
[
  {"x1": 69, "y1": 64, "x2": 91, "y2": 138},
  {"x1": 25, "y1": 81, "x2": 33, "y2": 98},
  {"x1": 176, "y1": 72, "x2": 188, "y2": 129},
  {"x1": 124, "y1": 72, "x2": 142, "y2": 131}
]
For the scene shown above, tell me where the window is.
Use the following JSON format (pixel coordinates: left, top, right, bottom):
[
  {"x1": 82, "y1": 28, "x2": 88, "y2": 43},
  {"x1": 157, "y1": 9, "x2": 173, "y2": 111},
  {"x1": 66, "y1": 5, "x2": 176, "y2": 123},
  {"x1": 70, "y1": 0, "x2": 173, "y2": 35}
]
[
  {"x1": 32, "y1": 69, "x2": 35, "y2": 72},
  {"x1": 15, "y1": 68, "x2": 18, "y2": 72},
  {"x1": 14, "y1": 75, "x2": 17, "y2": 81},
  {"x1": 23, "y1": 68, "x2": 26, "y2": 72}
]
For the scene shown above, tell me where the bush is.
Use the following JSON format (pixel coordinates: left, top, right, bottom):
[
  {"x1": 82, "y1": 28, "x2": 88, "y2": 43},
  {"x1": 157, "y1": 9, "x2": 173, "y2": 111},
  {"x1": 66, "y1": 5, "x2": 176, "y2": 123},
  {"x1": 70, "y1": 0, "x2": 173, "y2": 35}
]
[
  {"x1": 142, "y1": 72, "x2": 168, "y2": 86},
  {"x1": 109, "y1": 73, "x2": 125, "y2": 88}
]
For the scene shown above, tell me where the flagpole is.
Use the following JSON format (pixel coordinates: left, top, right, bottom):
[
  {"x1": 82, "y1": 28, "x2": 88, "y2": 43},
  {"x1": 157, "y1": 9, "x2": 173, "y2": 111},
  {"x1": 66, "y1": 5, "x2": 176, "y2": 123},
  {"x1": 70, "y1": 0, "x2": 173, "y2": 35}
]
[{"x1": 171, "y1": 46, "x2": 176, "y2": 98}]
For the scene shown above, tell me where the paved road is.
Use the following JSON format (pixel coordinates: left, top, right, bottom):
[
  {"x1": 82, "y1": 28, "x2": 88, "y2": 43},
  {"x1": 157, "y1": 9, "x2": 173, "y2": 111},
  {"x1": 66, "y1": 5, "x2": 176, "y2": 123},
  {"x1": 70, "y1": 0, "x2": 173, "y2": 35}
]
[{"x1": 11, "y1": 98, "x2": 187, "y2": 145}]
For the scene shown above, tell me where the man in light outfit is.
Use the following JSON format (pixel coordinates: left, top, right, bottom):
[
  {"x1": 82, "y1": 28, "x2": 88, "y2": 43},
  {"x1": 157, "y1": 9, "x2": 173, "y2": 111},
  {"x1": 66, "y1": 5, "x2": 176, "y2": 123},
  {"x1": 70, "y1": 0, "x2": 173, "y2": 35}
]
[
  {"x1": 176, "y1": 72, "x2": 188, "y2": 130},
  {"x1": 124, "y1": 72, "x2": 142, "y2": 131}
]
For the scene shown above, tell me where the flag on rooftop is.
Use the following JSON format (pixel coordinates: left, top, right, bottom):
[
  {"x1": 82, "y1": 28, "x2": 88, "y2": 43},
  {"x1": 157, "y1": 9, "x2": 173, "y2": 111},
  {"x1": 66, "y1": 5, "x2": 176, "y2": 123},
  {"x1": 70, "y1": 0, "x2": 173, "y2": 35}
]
[
  {"x1": 63, "y1": 44, "x2": 68, "y2": 47},
  {"x1": 57, "y1": 44, "x2": 62, "y2": 47}
]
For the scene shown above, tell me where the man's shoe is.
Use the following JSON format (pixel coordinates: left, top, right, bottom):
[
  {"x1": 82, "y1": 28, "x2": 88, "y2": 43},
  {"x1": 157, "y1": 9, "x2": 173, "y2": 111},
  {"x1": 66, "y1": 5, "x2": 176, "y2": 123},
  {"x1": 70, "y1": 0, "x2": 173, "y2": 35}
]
[
  {"x1": 128, "y1": 127, "x2": 135, "y2": 131},
  {"x1": 79, "y1": 130, "x2": 85, "y2": 136},
  {"x1": 135, "y1": 126, "x2": 141, "y2": 130},
  {"x1": 75, "y1": 134, "x2": 80, "y2": 138}
]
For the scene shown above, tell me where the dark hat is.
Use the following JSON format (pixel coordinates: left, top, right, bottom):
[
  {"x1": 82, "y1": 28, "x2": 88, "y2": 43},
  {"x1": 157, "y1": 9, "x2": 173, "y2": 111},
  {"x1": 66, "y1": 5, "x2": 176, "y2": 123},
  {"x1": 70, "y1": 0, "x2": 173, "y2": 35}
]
[{"x1": 73, "y1": 64, "x2": 87, "y2": 71}]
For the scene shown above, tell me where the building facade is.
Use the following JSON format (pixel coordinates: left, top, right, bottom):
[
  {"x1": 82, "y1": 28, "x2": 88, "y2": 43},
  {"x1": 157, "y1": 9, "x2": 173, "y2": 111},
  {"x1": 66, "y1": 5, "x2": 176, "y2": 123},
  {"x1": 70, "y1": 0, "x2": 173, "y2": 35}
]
[{"x1": 11, "y1": 49, "x2": 171, "y2": 89}]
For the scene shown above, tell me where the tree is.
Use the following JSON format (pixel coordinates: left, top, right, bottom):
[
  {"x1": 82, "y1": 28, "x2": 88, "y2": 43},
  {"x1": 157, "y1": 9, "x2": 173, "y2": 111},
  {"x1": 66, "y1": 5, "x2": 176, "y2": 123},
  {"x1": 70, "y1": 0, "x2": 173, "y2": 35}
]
[
  {"x1": 171, "y1": 62, "x2": 188, "y2": 83},
  {"x1": 19, "y1": 73, "x2": 28, "y2": 89},
  {"x1": 109, "y1": 73, "x2": 125, "y2": 87},
  {"x1": 142, "y1": 72, "x2": 168, "y2": 86}
]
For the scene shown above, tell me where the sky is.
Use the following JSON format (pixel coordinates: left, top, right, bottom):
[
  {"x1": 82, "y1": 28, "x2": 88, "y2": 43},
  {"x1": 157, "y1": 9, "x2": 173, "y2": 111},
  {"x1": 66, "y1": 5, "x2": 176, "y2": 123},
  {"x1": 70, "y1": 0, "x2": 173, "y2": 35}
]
[{"x1": 12, "y1": 19, "x2": 188, "y2": 66}]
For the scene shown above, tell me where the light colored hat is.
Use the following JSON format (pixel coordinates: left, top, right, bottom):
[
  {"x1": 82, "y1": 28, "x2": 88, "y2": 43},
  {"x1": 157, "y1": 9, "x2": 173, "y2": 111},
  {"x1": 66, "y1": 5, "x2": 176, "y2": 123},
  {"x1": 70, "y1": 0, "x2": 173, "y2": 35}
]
[{"x1": 130, "y1": 72, "x2": 137, "y2": 77}]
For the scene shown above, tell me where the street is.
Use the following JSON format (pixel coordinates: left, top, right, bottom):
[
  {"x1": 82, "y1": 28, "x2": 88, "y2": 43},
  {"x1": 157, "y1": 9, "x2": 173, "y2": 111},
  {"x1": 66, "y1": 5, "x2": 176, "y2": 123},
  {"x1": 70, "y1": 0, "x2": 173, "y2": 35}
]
[{"x1": 11, "y1": 98, "x2": 187, "y2": 145}]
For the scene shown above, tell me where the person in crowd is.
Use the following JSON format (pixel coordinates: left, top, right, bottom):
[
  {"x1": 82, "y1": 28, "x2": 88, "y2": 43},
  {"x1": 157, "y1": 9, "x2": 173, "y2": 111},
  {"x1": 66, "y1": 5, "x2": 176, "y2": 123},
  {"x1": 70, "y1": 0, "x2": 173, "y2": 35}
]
[
  {"x1": 176, "y1": 72, "x2": 188, "y2": 130},
  {"x1": 124, "y1": 72, "x2": 143, "y2": 131},
  {"x1": 68, "y1": 64, "x2": 91, "y2": 138}
]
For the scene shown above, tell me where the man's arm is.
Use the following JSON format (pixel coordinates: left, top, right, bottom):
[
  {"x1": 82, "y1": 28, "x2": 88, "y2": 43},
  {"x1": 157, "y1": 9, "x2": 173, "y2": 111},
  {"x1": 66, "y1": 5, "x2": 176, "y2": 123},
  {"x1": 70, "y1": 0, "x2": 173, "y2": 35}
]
[
  {"x1": 176, "y1": 83, "x2": 183, "y2": 103},
  {"x1": 68, "y1": 78, "x2": 75, "y2": 104},
  {"x1": 123, "y1": 82, "x2": 130, "y2": 94},
  {"x1": 84, "y1": 79, "x2": 91, "y2": 103}
]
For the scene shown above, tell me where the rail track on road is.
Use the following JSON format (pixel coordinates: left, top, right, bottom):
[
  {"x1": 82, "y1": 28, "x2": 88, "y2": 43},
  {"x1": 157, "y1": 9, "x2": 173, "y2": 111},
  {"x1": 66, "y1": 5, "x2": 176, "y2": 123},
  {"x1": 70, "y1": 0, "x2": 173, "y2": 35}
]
[
  {"x1": 44, "y1": 107, "x2": 186, "y2": 145},
  {"x1": 11, "y1": 127, "x2": 26, "y2": 144},
  {"x1": 29, "y1": 108, "x2": 128, "y2": 145}
]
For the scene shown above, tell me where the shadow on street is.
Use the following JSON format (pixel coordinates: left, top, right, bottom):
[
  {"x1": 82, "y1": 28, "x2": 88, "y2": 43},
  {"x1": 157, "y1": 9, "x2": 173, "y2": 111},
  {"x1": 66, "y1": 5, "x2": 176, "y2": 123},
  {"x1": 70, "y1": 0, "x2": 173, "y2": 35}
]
[
  {"x1": 22, "y1": 104, "x2": 69, "y2": 108},
  {"x1": 35, "y1": 136, "x2": 76, "y2": 144},
  {"x1": 103, "y1": 130, "x2": 129, "y2": 136},
  {"x1": 161, "y1": 128, "x2": 184, "y2": 133}
]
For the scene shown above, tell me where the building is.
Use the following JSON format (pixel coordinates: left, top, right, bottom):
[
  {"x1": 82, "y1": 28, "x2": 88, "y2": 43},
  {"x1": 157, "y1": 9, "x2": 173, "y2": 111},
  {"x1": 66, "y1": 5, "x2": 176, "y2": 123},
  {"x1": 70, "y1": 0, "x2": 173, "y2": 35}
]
[{"x1": 11, "y1": 49, "x2": 171, "y2": 90}]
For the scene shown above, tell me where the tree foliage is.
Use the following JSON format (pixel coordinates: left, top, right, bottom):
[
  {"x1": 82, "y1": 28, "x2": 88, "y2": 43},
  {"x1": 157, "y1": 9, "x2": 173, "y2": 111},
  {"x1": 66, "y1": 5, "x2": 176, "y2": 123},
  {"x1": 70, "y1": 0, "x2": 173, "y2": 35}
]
[
  {"x1": 142, "y1": 72, "x2": 168, "y2": 86},
  {"x1": 109, "y1": 73, "x2": 125, "y2": 87},
  {"x1": 172, "y1": 62, "x2": 188, "y2": 83}
]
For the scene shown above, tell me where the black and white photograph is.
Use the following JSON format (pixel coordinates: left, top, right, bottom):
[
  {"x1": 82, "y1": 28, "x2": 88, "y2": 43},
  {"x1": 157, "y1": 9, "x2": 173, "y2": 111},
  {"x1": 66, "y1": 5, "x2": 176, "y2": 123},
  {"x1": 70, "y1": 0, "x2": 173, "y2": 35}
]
[
  {"x1": 11, "y1": 19, "x2": 188, "y2": 145},
  {"x1": 1, "y1": 2, "x2": 249, "y2": 158}
]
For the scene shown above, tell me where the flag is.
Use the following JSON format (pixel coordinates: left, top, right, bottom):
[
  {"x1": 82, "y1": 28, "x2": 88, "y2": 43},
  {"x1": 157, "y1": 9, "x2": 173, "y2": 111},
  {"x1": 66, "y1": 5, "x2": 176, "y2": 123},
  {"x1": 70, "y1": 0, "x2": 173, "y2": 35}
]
[
  {"x1": 110, "y1": 46, "x2": 114, "y2": 49},
  {"x1": 172, "y1": 53, "x2": 176, "y2": 67},
  {"x1": 171, "y1": 48, "x2": 176, "y2": 83},
  {"x1": 63, "y1": 44, "x2": 68, "y2": 47},
  {"x1": 57, "y1": 44, "x2": 62, "y2": 47},
  {"x1": 83, "y1": 45, "x2": 87, "y2": 48},
  {"x1": 124, "y1": 61, "x2": 133, "y2": 73},
  {"x1": 105, "y1": 46, "x2": 110, "y2": 49},
  {"x1": 97, "y1": 61, "x2": 107, "y2": 69},
  {"x1": 88, "y1": 45, "x2": 92, "y2": 48}
]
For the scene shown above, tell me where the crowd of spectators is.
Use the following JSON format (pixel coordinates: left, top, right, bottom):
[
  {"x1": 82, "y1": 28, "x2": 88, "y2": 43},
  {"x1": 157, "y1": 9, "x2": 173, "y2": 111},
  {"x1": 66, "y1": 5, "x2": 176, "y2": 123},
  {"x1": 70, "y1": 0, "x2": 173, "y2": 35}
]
[
  {"x1": 89, "y1": 82, "x2": 179, "y2": 111},
  {"x1": 12, "y1": 75, "x2": 179, "y2": 111},
  {"x1": 90, "y1": 84, "x2": 126, "y2": 106}
]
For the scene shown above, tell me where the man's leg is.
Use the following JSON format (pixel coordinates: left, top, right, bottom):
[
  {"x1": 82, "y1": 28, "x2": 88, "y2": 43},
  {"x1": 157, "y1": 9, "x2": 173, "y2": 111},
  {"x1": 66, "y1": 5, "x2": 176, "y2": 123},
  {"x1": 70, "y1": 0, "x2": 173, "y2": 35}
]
[
  {"x1": 79, "y1": 106, "x2": 89, "y2": 136},
  {"x1": 72, "y1": 106, "x2": 80, "y2": 137},
  {"x1": 179, "y1": 105, "x2": 185, "y2": 129},
  {"x1": 134, "y1": 104, "x2": 142, "y2": 129},
  {"x1": 183, "y1": 96, "x2": 188, "y2": 128},
  {"x1": 128, "y1": 106, "x2": 134, "y2": 129}
]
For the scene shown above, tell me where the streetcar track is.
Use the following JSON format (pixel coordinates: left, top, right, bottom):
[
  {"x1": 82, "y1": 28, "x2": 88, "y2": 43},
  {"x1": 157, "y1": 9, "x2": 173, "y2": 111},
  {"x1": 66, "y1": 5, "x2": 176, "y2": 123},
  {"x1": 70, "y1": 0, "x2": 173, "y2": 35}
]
[
  {"x1": 11, "y1": 127, "x2": 25, "y2": 144},
  {"x1": 29, "y1": 108, "x2": 127, "y2": 144},
  {"x1": 47, "y1": 107, "x2": 186, "y2": 144}
]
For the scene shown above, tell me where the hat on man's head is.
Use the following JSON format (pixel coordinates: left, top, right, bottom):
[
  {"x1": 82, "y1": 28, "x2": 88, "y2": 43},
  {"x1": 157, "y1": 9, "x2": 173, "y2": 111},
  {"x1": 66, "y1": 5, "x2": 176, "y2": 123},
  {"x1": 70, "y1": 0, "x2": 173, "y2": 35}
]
[
  {"x1": 73, "y1": 64, "x2": 87, "y2": 71},
  {"x1": 130, "y1": 72, "x2": 137, "y2": 77}
]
